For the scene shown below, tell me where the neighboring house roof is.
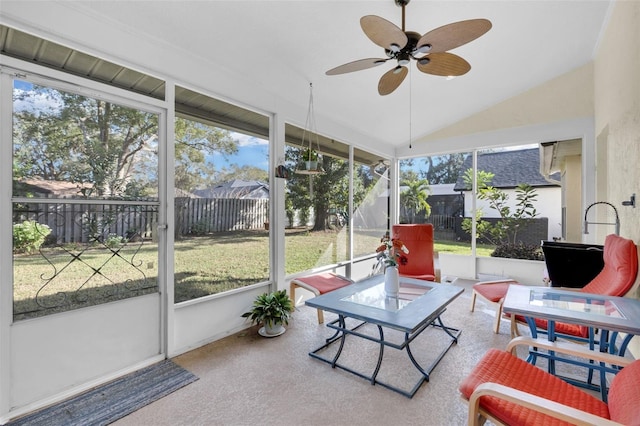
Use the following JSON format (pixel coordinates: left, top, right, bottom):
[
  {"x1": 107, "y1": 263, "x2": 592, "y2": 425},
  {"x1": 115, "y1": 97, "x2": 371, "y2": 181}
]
[
  {"x1": 174, "y1": 188, "x2": 201, "y2": 198},
  {"x1": 193, "y1": 180, "x2": 269, "y2": 199},
  {"x1": 15, "y1": 178, "x2": 92, "y2": 197},
  {"x1": 453, "y1": 148, "x2": 561, "y2": 191}
]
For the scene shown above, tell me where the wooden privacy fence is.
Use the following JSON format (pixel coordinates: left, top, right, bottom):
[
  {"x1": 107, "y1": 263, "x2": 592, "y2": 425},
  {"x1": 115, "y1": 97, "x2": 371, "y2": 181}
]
[
  {"x1": 14, "y1": 197, "x2": 268, "y2": 244},
  {"x1": 175, "y1": 197, "x2": 268, "y2": 235},
  {"x1": 14, "y1": 201, "x2": 158, "y2": 244}
]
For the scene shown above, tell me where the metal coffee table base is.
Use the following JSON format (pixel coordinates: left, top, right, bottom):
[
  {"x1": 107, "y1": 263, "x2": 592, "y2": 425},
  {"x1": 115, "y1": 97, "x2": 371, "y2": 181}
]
[{"x1": 309, "y1": 313, "x2": 461, "y2": 398}]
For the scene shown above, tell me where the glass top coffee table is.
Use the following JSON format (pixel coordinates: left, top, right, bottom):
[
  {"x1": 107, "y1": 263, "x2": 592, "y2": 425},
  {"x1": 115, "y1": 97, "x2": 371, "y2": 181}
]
[{"x1": 305, "y1": 275, "x2": 464, "y2": 398}]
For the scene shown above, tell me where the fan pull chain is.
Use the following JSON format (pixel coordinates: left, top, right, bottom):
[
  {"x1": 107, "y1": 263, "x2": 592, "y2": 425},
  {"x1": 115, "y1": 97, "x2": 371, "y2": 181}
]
[{"x1": 409, "y1": 66, "x2": 412, "y2": 149}]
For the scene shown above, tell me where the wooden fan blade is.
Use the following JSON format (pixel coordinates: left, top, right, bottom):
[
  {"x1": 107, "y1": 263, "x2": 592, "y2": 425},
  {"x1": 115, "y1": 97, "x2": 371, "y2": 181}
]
[
  {"x1": 417, "y1": 19, "x2": 492, "y2": 53},
  {"x1": 326, "y1": 58, "x2": 388, "y2": 75},
  {"x1": 361, "y1": 15, "x2": 408, "y2": 51},
  {"x1": 417, "y1": 52, "x2": 471, "y2": 76},
  {"x1": 378, "y1": 66, "x2": 408, "y2": 96}
]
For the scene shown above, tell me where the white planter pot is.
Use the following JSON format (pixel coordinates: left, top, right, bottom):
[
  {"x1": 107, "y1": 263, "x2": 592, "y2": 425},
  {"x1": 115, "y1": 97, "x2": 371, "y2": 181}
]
[
  {"x1": 384, "y1": 266, "x2": 400, "y2": 298},
  {"x1": 259, "y1": 323, "x2": 285, "y2": 337}
]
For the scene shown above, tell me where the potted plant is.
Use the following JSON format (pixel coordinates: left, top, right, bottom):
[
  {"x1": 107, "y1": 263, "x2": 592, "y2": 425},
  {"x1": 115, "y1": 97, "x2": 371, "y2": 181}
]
[
  {"x1": 242, "y1": 289, "x2": 294, "y2": 337},
  {"x1": 302, "y1": 148, "x2": 318, "y2": 170}
]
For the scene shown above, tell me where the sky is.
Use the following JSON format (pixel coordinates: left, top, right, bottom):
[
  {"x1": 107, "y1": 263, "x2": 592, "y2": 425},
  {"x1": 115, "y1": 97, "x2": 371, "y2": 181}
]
[{"x1": 219, "y1": 133, "x2": 269, "y2": 171}]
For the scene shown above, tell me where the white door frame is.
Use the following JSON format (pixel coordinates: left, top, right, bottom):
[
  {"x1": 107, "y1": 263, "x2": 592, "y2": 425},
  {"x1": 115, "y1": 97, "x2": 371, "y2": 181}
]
[{"x1": 0, "y1": 59, "x2": 169, "y2": 421}]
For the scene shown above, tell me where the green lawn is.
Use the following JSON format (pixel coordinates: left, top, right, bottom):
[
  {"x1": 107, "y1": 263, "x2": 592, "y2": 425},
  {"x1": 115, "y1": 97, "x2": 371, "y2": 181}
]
[{"x1": 13, "y1": 230, "x2": 495, "y2": 319}]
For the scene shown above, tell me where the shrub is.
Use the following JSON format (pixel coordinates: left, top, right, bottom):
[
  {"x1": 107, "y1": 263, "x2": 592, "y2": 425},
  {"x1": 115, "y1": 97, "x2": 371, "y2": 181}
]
[
  {"x1": 189, "y1": 220, "x2": 209, "y2": 236},
  {"x1": 13, "y1": 220, "x2": 52, "y2": 254},
  {"x1": 105, "y1": 233, "x2": 126, "y2": 248},
  {"x1": 491, "y1": 242, "x2": 544, "y2": 261}
]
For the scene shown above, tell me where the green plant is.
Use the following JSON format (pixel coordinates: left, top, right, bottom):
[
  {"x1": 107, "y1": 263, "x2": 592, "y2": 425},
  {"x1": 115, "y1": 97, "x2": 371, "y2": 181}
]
[
  {"x1": 302, "y1": 149, "x2": 318, "y2": 162},
  {"x1": 400, "y1": 178, "x2": 432, "y2": 222},
  {"x1": 189, "y1": 220, "x2": 209, "y2": 236},
  {"x1": 491, "y1": 242, "x2": 544, "y2": 260},
  {"x1": 461, "y1": 169, "x2": 540, "y2": 257},
  {"x1": 242, "y1": 289, "x2": 294, "y2": 328},
  {"x1": 13, "y1": 220, "x2": 52, "y2": 254},
  {"x1": 105, "y1": 233, "x2": 126, "y2": 248}
]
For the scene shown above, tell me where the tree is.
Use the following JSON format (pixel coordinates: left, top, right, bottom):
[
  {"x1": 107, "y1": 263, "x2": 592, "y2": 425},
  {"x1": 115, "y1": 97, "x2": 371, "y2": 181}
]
[
  {"x1": 307, "y1": 155, "x2": 350, "y2": 231},
  {"x1": 422, "y1": 153, "x2": 467, "y2": 184},
  {"x1": 14, "y1": 85, "x2": 158, "y2": 196},
  {"x1": 460, "y1": 168, "x2": 542, "y2": 259},
  {"x1": 14, "y1": 85, "x2": 241, "y2": 198},
  {"x1": 61, "y1": 91, "x2": 159, "y2": 196},
  {"x1": 400, "y1": 166, "x2": 420, "y2": 184},
  {"x1": 400, "y1": 178, "x2": 431, "y2": 223},
  {"x1": 285, "y1": 146, "x2": 367, "y2": 231},
  {"x1": 215, "y1": 165, "x2": 268, "y2": 183},
  {"x1": 174, "y1": 117, "x2": 238, "y2": 192}
]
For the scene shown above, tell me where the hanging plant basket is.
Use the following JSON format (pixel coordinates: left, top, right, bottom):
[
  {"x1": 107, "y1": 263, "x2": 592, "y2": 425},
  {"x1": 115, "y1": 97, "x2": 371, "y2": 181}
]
[{"x1": 294, "y1": 83, "x2": 325, "y2": 176}]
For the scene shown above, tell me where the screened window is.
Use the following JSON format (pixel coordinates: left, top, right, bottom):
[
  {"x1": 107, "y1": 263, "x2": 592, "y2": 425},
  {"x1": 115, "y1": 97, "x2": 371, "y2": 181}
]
[
  {"x1": 284, "y1": 125, "x2": 350, "y2": 274},
  {"x1": 399, "y1": 152, "x2": 473, "y2": 255},
  {"x1": 173, "y1": 86, "x2": 270, "y2": 302},
  {"x1": 469, "y1": 145, "x2": 556, "y2": 259},
  {"x1": 352, "y1": 148, "x2": 390, "y2": 259}
]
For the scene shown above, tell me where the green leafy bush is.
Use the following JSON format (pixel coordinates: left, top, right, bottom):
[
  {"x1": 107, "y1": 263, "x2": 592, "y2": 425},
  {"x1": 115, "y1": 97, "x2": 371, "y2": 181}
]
[
  {"x1": 461, "y1": 168, "x2": 541, "y2": 260},
  {"x1": 189, "y1": 220, "x2": 209, "y2": 236},
  {"x1": 491, "y1": 242, "x2": 544, "y2": 261},
  {"x1": 105, "y1": 233, "x2": 126, "y2": 248},
  {"x1": 13, "y1": 220, "x2": 52, "y2": 254}
]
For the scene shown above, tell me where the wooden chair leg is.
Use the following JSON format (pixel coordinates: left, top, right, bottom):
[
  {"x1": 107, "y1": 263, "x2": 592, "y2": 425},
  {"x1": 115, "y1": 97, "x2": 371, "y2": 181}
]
[
  {"x1": 493, "y1": 299, "x2": 504, "y2": 334},
  {"x1": 470, "y1": 290, "x2": 477, "y2": 312},
  {"x1": 510, "y1": 314, "x2": 521, "y2": 338},
  {"x1": 291, "y1": 281, "x2": 324, "y2": 324},
  {"x1": 289, "y1": 282, "x2": 297, "y2": 306}
]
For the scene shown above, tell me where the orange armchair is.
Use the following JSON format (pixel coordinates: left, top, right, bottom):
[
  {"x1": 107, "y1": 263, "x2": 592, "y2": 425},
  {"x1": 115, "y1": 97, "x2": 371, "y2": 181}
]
[
  {"x1": 392, "y1": 224, "x2": 437, "y2": 281},
  {"x1": 460, "y1": 337, "x2": 639, "y2": 426},
  {"x1": 513, "y1": 234, "x2": 638, "y2": 340}
]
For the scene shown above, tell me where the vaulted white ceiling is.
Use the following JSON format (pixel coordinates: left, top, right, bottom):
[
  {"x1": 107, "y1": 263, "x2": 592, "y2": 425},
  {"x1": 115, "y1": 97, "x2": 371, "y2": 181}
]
[{"x1": 0, "y1": 1, "x2": 612, "y2": 152}]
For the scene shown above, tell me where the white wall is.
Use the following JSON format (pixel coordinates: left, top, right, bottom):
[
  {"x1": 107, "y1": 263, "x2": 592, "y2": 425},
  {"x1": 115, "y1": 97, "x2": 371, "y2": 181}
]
[
  {"x1": 593, "y1": 0, "x2": 640, "y2": 356},
  {"x1": 594, "y1": 1, "x2": 640, "y2": 244},
  {"x1": 9, "y1": 295, "x2": 162, "y2": 419},
  {"x1": 563, "y1": 155, "x2": 583, "y2": 242}
]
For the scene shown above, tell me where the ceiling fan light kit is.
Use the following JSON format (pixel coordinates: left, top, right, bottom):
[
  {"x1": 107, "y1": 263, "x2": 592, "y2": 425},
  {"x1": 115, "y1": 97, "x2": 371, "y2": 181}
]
[{"x1": 326, "y1": 0, "x2": 492, "y2": 95}]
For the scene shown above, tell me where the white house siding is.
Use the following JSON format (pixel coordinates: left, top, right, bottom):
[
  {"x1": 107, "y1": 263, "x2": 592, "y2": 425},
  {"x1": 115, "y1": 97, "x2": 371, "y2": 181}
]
[{"x1": 463, "y1": 186, "x2": 561, "y2": 241}]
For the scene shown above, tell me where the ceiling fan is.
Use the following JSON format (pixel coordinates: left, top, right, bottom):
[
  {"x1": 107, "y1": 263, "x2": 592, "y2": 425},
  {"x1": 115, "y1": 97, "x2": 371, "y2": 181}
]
[{"x1": 326, "y1": 0, "x2": 492, "y2": 96}]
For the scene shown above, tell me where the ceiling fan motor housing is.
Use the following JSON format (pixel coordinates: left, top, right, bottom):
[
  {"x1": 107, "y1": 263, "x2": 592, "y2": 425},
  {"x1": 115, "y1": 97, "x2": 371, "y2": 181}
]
[{"x1": 385, "y1": 31, "x2": 428, "y2": 64}]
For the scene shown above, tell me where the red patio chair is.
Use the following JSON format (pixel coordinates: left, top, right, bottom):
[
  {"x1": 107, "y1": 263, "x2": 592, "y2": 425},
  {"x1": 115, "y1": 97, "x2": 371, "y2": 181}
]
[
  {"x1": 289, "y1": 272, "x2": 353, "y2": 324},
  {"x1": 460, "y1": 337, "x2": 639, "y2": 426},
  {"x1": 512, "y1": 234, "x2": 638, "y2": 340},
  {"x1": 470, "y1": 279, "x2": 518, "y2": 334},
  {"x1": 392, "y1": 224, "x2": 438, "y2": 282}
]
